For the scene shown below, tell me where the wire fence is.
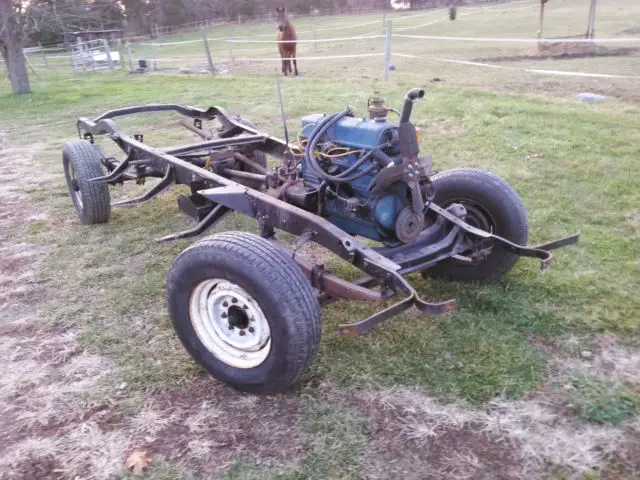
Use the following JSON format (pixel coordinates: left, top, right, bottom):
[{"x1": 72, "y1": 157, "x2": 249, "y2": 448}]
[{"x1": 3, "y1": 0, "x2": 639, "y2": 95}]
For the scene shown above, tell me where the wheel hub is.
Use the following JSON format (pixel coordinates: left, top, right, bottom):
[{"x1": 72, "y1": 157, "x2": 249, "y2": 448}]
[{"x1": 190, "y1": 279, "x2": 271, "y2": 369}]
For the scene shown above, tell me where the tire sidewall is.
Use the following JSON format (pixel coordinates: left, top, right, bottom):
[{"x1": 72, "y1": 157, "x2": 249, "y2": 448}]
[
  {"x1": 62, "y1": 140, "x2": 110, "y2": 224},
  {"x1": 433, "y1": 176, "x2": 527, "y2": 245},
  {"x1": 429, "y1": 168, "x2": 528, "y2": 282},
  {"x1": 167, "y1": 246, "x2": 302, "y2": 391}
]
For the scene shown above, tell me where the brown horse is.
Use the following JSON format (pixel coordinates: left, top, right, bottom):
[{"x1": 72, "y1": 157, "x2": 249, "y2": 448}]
[{"x1": 276, "y1": 6, "x2": 298, "y2": 76}]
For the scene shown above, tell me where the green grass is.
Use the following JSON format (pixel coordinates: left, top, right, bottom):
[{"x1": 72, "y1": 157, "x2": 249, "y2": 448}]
[
  {"x1": 3, "y1": 71, "x2": 638, "y2": 407},
  {"x1": 565, "y1": 374, "x2": 640, "y2": 425}
]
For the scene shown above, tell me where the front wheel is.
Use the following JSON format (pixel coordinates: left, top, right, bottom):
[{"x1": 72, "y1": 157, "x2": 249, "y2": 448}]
[
  {"x1": 166, "y1": 232, "x2": 321, "y2": 394},
  {"x1": 425, "y1": 168, "x2": 529, "y2": 283}
]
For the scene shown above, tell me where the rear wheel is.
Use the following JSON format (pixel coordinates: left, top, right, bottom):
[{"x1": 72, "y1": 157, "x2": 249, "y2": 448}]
[
  {"x1": 166, "y1": 232, "x2": 321, "y2": 394},
  {"x1": 62, "y1": 139, "x2": 111, "y2": 224},
  {"x1": 425, "y1": 168, "x2": 528, "y2": 283}
]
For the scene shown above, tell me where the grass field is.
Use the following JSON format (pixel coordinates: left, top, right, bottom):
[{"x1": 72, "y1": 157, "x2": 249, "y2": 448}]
[
  {"x1": 1, "y1": 1, "x2": 640, "y2": 479},
  {"x1": 18, "y1": 0, "x2": 640, "y2": 101}
]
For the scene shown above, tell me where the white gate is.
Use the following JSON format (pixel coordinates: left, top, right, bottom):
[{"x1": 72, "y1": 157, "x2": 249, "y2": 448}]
[{"x1": 71, "y1": 39, "x2": 120, "y2": 72}]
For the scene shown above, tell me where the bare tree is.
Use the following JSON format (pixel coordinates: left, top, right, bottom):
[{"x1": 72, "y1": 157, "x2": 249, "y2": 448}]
[{"x1": 0, "y1": 0, "x2": 31, "y2": 94}]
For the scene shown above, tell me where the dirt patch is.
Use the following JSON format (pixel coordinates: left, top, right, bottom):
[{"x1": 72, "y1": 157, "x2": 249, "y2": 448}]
[
  {"x1": 127, "y1": 378, "x2": 304, "y2": 475},
  {"x1": 0, "y1": 453, "x2": 63, "y2": 480},
  {"x1": 548, "y1": 333, "x2": 640, "y2": 385},
  {"x1": 359, "y1": 387, "x2": 635, "y2": 478},
  {"x1": 601, "y1": 432, "x2": 640, "y2": 479},
  {"x1": 619, "y1": 27, "x2": 640, "y2": 35},
  {"x1": 0, "y1": 134, "x2": 122, "y2": 480},
  {"x1": 471, "y1": 46, "x2": 640, "y2": 64}
]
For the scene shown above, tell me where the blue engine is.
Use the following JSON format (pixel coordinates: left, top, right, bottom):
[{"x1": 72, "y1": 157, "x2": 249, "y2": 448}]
[{"x1": 298, "y1": 113, "x2": 412, "y2": 242}]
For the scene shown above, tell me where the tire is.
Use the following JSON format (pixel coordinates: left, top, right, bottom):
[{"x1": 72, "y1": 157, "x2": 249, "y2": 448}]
[
  {"x1": 62, "y1": 139, "x2": 111, "y2": 224},
  {"x1": 166, "y1": 232, "x2": 322, "y2": 394},
  {"x1": 425, "y1": 168, "x2": 528, "y2": 283}
]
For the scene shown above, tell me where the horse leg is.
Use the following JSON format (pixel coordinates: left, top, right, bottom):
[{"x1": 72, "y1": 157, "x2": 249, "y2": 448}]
[
  {"x1": 293, "y1": 55, "x2": 298, "y2": 76},
  {"x1": 281, "y1": 59, "x2": 288, "y2": 76}
]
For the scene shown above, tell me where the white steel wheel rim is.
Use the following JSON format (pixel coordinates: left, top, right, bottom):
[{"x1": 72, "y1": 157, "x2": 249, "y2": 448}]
[{"x1": 189, "y1": 278, "x2": 271, "y2": 369}]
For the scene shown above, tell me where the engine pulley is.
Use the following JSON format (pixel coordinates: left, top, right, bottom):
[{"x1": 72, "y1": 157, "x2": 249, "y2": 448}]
[{"x1": 395, "y1": 206, "x2": 425, "y2": 243}]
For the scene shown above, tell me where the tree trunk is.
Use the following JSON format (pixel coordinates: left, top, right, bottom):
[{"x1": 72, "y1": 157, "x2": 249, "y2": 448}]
[
  {"x1": 0, "y1": 0, "x2": 31, "y2": 95},
  {"x1": 1, "y1": 40, "x2": 31, "y2": 94}
]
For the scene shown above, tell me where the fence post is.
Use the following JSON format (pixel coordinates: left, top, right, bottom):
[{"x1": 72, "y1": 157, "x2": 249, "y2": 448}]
[
  {"x1": 102, "y1": 39, "x2": 115, "y2": 71},
  {"x1": 126, "y1": 41, "x2": 134, "y2": 72},
  {"x1": 117, "y1": 39, "x2": 124, "y2": 70},
  {"x1": 227, "y1": 35, "x2": 234, "y2": 62},
  {"x1": 384, "y1": 19, "x2": 392, "y2": 82},
  {"x1": 70, "y1": 45, "x2": 79, "y2": 80},
  {"x1": 587, "y1": 0, "x2": 597, "y2": 39},
  {"x1": 152, "y1": 42, "x2": 158, "y2": 71},
  {"x1": 89, "y1": 48, "x2": 97, "y2": 72},
  {"x1": 202, "y1": 29, "x2": 215, "y2": 76},
  {"x1": 313, "y1": 21, "x2": 317, "y2": 50},
  {"x1": 39, "y1": 43, "x2": 48, "y2": 68}
]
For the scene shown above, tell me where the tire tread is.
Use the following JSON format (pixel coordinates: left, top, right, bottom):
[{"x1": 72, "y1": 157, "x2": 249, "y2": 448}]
[{"x1": 63, "y1": 140, "x2": 111, "y2": 224}]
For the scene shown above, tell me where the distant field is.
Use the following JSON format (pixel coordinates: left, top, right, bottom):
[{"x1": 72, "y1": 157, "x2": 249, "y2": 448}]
[{"x1": 16, "y1": 0, "x2": 640, "y2": 100}]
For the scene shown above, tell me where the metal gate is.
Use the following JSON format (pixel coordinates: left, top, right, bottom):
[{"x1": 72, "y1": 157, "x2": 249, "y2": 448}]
[{"x1": 71, "y1": 39, "x2": 120, "y2": 73}]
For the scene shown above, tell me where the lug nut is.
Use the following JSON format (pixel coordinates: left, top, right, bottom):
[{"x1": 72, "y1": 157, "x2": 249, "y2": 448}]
[
  {"x1": 221, "y1": 312, "x2": 228, "y2": 318},
  {"x1": 222, "y1": 301, "x2": 229, "y2": 307},
  {"x1": 231, "y1": 298, "x2": 238, "y2": 304},
  {"x1": 248, "y1": 327, "x2": 255, "y2": 333},
  {"x1": 239, "y1": 330, "x2": 246, "y2": 336}
]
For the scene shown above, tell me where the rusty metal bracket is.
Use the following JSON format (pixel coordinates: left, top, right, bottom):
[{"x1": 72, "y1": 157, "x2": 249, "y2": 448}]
[
  {"x1": 428, "y1": 203, "x2": 580, "y2": 269},
  {"x1": 338, "y1": 268, "x2": 456, "y2": 336}
]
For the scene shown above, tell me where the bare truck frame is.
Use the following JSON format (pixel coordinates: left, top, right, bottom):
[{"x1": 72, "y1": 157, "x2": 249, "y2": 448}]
[{"x1": 64, "y1": 93, "x2": 579, "y2": 393}]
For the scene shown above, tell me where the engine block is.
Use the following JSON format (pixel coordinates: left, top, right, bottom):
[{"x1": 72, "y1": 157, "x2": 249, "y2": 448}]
[{"x1": 298, "y1": 113, "x2": 417, "y2": 243}]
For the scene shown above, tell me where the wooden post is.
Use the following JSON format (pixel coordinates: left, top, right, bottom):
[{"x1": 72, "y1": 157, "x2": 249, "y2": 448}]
[
  {"x1": 537, "y1": 0, "x2": 546, "y2": 51},
  {"x1": 313, "y1": 21, "x2": 317, "y2": 50},
  {"x1": 39, "y1": 43, "x2": 48, "y2": 68},
  {"x1": 586, "y1": 0, "x2": 597, "y2": 39},
  {"x1": 384, "y1": 19, "x2": 392, "y2": 82},
  {"x1": 152, "y1": 42, "x2": 158, "y2": 71},
  {"x1": 102, "y1": 39, "x2": 115, "y2": 71},
  {"x1": 202, "y1": 29, "x2": 215, "y2": 76},
  {"x1": 126, "y1": 41, "x2": 134, "y2": 72}
]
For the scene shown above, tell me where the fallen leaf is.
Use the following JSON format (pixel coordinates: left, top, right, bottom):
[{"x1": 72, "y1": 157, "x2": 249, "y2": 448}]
[{"x1": 124, "y1": 450, "x2": 151, "y2": 475}]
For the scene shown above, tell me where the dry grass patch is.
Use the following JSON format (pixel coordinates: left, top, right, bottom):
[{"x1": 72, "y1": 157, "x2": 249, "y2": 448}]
[{"x1": 360, "y1": 385, "x2": 638, "y2": 479}]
